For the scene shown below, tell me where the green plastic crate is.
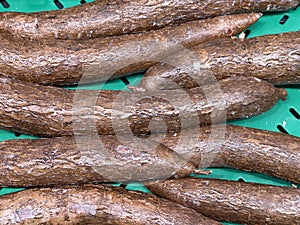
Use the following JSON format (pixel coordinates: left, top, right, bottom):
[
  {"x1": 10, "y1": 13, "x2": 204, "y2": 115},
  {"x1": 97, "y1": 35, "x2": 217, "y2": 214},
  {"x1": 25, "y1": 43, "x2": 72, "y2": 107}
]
[{"x1": 0, "y1": 1, "x2": 299, "y2": 224}]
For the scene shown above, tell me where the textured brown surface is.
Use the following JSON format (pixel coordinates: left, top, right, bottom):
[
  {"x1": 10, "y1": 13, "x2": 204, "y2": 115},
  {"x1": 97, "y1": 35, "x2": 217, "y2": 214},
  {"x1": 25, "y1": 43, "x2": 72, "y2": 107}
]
[
  {"x1": 0, "y1": 125, "x2": 298, "y2": 187},
  {"x1": 0, "y1": 76, "x2": 286, "y2": 137},
  {"x1": 142, "y1": 31, "x2": 300, "y2": 87},
  {"x1": 0, "y1": 135, "x2": 196, "y2": 187},
  {"x1": 147, "y1": 178, "x2": 300, "y2": 225},
  {"x1": 150, "y1": 125, "x2": 300, "y2": 184},
  {"x1": 0, "y1": 13, "x2": 261, "y2": 85},
  {"x1": 0, "y1": 185, "x2": 221, "y2": 224},
  {"x1": 0, "y1": 0, "x2": 297, "y2": 41}
]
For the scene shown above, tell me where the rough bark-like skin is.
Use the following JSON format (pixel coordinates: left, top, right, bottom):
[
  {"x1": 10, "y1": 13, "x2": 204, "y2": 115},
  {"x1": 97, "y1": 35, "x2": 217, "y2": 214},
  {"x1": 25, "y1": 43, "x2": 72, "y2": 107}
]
[
  {"x1": 0, "y1": 125, "x2": 298, "y2": 186},
  {"x1": 0, "y1": 76, "x2": 286, "y2": 137},
  {"x1": 0, "y1": 136, "x2": 196, "y2": 187},
  {"x1": 0, "y1": 185, "x2": 221, "y2": 225},
  {"x1": 0, "y1": 13, "x2": 261, "y2": 85},
  {"x1": 150, "y1": 125, "x2": 300, "y2": 184},
  {"x1": 0, "y1": 0, "x2": 297, "y2": 41},
  {"x1": 141, "y1": 31, "x2": 300, "y2": 87},
  {"x1": 147, "y1": 178, "x2": 300, "y2": 225}
]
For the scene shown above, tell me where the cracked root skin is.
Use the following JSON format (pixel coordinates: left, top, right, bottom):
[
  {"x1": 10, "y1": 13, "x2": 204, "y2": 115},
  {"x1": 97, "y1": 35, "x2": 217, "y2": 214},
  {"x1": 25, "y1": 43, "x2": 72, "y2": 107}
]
[
  {"x1": 0, "y1": 0, "x2": 297, "y2": 41},
  {"x1": 196, "y1": 31, "x2": 300, "y2": 85},
  {"x1": 147, "y1": 178, "x2": 300, "y2": 225},
  {"x1": 150, "y1": 124, "x2": 300, "y2": 184},
  {"x1": 0, "y1": 185, "x2": 221, "y2": 225},
  {"x1": 142, "y1": 31, "x2": 300, "y2": 87},
  {"x1": 0, "y1": 76, "x2": 286, "y2": 137},
  {"x1": 0, "y1": 135, "x2": 196, "y2": 187},
  {"x1": 0, "y1": 13, "x2": 261, "y2": 85},
  {"x1": 0, "y1": 125, "x2": 299, "y2": 187}
]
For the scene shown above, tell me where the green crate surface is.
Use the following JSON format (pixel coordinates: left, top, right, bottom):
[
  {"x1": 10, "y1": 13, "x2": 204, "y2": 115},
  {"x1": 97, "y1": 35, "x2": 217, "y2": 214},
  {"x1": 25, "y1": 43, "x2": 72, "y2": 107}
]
[{"x1": 0, "y1": 1, "x2": 299, "y2": 225}]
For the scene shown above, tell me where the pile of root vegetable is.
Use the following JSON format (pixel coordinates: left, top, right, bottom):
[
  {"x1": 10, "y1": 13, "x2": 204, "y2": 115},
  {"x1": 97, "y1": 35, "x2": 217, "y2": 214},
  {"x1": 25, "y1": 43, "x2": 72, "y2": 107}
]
[{"x1": 0, "y1": 0, "x2": 299, "y2": 224}]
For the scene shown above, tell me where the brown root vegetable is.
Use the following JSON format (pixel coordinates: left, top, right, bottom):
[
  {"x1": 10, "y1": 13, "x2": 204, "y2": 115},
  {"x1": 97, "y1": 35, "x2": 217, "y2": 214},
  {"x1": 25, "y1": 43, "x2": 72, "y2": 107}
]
[
  {"x1": 0, "y1": 76, "x2": 286, "y2": 137},
  {"x1": 0, "y1": 135, "x2": 195, "y2": 187},
  {"x1": 0, "y1": 124, "x2": 298, "y2": 187},
  {"x1": 0, "y1": 0, "x2": 297, "y2": 41},
  {"x1": 0, "y1": 13, "x2": 261, "y2": 85},
  {"x1": 150, "y1": 125, "x2": 300, "y2": 184},
  {"x1": 0, "y1": 185, "x2": 221, "y2": 225},
  {"x1": 147, "y1": 178, "x2": 300, "y2": 225},
  {"x1": 141, "y1": 31, "x2": 300, "y2": 88}
]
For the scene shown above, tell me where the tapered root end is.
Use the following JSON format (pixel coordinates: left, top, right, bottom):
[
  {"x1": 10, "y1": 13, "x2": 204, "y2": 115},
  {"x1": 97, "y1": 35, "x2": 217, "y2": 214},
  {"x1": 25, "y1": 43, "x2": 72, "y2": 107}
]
[
  {"x1": 246, "y1": 12, "x2": 263, "y2": 23},
  {"x1": 172, "y1": 162, "x2": 196, "y2": 179},
  {"x1": 227, "y1": 13, "x2": 262, "y2": 37},
  {"x1": 279, "y1": 88, "x2": 288, "y2": 101}
]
